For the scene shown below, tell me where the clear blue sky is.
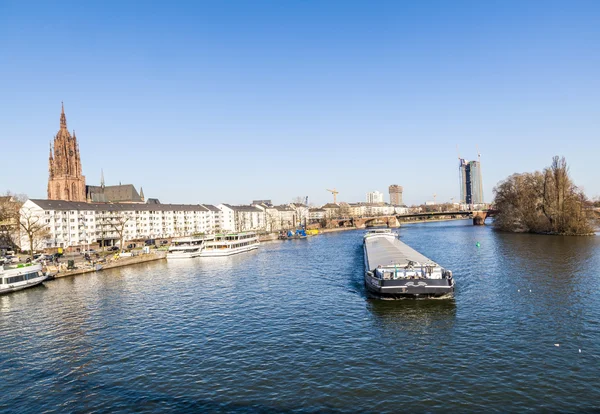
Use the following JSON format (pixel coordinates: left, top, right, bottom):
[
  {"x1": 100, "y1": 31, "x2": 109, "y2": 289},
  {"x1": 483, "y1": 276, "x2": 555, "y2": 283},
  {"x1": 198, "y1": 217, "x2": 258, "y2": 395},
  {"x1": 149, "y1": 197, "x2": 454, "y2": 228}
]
[{"x1": 1, "y1": 0, "x2": 599, "y2": 206}]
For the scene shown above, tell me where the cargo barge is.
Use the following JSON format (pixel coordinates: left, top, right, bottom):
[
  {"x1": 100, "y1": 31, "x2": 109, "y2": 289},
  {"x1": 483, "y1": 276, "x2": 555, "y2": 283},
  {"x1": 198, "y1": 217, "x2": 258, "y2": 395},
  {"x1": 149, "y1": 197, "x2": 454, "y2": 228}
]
[{"x1": 363, "y1": 229, "x2": 454, "y2": 298}]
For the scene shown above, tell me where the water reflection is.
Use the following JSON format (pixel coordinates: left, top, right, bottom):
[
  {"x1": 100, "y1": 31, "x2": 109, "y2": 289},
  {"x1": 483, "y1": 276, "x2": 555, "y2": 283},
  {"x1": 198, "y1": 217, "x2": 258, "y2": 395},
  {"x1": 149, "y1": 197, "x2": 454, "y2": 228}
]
[
  {"x1": 2, "y1": 223, "x2": 600, "y2": 412},
  {"x1": 367, "y1": 298, "x2": 456, "y2": 333}
]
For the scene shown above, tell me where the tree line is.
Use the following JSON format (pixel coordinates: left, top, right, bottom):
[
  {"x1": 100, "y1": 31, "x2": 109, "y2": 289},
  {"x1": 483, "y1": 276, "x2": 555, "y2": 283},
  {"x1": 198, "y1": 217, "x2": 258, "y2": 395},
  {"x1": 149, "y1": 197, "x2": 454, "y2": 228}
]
[{"x1": 493, "y1": 156, "x2": 594, "y2": 235}]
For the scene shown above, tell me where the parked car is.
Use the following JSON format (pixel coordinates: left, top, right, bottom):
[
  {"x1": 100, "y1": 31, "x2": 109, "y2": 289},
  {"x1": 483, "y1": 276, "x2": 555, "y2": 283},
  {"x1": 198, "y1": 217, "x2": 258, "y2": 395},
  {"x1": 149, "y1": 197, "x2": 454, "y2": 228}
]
[
  {"x1": 4, "y1": 255, "x2": 20, "y2": 264},
  {"x1": 160, "y1": 240, "x2": 169, "y2": 245},
  {"x1": 108, "y1": 246, "x2": 119, "y2": 251},
  {"x1": 126, "y1": 243, "x2": 137, "y2": 249}
]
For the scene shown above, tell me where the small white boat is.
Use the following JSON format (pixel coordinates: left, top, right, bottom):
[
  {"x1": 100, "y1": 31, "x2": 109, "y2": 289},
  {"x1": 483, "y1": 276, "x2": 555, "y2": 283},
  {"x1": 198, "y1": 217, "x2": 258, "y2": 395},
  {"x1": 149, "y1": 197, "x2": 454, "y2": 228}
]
[
  {"x1": 167, "y1": 235, "x2": 215, "y2": 259},
  {"x1": 200, "y1": 232, "x2": 259, "y2": 257},
  {"x1": 0, "y1": 263, "x2": 48, "y2": 295}
]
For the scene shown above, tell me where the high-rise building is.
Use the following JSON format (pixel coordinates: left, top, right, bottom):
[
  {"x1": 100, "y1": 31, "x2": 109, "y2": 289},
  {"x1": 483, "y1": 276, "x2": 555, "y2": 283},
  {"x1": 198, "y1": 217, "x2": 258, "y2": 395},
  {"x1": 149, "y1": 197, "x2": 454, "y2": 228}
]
[
  {"x1": 388, "y1": 185, "x2": 403, "y2": 206},
  {"x1": 48, "y1": 103, "x2": 86, "y2": 201},
  {"x1": 459, "y1": 158, "x2": 484, "y2": 204},
  {"x1": 366, "y1": 191, "x2": 384, "y2": 204}
]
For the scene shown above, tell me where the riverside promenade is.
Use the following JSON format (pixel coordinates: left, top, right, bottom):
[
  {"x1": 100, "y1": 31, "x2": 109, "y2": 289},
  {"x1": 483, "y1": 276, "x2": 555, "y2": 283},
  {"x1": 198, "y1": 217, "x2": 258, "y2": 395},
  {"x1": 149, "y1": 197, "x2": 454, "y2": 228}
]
[{"x1": 46, "y1": 251, "x2": 167, "y2": 279}]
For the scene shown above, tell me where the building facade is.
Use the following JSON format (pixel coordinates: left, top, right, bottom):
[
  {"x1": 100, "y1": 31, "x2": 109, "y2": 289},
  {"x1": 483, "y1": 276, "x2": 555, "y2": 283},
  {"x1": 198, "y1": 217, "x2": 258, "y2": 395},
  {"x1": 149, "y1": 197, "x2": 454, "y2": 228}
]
[
  {"x1": 308, "y1": 208, "x2": 326, "y2": 222},
  {"x1": 218, "y1": 204, "x2": 266, "y2": 233},
  {"x1": 48, "y1": 104, "x2": 86, "y2": 201},
  {"x1": 366, "y1": 191, "x2": 384, "y2": 204},
  {"x1": 289, "y1": 203, "x2": 309, "y2": 227},
  {"x1": 19, "y1": 199, "x2": 221, "y2": 250},
  {"x1": 388, "y1": 185, "x2": 404, "y2": 206},
  {"x1": 459, "y1": 159, "x2": 484, "y2": 204}
]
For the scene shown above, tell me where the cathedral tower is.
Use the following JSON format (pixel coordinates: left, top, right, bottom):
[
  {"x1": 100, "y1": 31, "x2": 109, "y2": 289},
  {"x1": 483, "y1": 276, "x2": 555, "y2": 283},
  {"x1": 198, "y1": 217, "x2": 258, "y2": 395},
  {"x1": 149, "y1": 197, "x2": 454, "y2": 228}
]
[{"x1": 47, "y1": 103, "x2": 86, "y2": 201}]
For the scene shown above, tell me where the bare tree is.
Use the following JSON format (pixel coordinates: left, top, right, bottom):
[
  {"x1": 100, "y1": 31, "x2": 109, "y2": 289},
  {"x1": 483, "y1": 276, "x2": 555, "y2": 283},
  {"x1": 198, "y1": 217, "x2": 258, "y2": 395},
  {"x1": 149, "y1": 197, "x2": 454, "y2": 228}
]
[
  {"x1": 494, "y1": 156, "x2": 593, "y2": 235},
  {"x1": 0, "y1": 192, "x2": 26, "y2": 249},
  {"x1": 107, "y1": 212, "x2": 131, "y2": 252},
  {"x1": 19, "y1": 206, "x2": 51, "y2": 257}
]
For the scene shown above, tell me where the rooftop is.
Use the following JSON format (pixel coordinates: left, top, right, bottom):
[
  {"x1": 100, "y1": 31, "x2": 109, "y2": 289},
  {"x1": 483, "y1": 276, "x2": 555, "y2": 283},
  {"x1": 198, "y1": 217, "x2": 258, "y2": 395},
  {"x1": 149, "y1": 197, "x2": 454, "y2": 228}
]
[{"x1": 28, "y1": 199, "x2": 210, "y2": 212}]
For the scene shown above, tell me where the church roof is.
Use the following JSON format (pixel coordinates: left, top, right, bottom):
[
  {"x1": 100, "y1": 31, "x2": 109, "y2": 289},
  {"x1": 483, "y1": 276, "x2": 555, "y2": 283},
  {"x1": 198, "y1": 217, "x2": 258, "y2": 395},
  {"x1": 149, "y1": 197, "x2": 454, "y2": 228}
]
[{"x1": 86, "y1": 184, "x2": 143, "y2": 203}]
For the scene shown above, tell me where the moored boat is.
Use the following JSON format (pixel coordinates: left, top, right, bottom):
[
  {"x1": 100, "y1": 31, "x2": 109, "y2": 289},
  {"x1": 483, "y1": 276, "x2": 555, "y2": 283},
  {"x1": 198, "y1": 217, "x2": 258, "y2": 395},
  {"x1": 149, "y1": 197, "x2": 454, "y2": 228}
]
[
  {"x1": 167, "y1": 235, "x2": 214, "y2": 259},
  {"x1": 279, "y1": 229, "x2": 308, "y2": 240},
  {"x1": 363, "y1": 229, "x2": 454, "y2": 298},
  {"x1": 0, "y1": 263, "x2": 48, "y2": 295},
  {"x1": 200, "y1": 232, "x2": 259, "y2": 257}
]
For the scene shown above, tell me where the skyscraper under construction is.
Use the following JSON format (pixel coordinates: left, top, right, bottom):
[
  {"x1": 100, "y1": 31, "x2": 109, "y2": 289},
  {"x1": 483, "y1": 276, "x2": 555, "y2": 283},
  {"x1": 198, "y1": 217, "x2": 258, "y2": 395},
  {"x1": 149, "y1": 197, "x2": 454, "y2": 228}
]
[{"x1": 459, "y1": 158, "x2": 483, "y2": 205}]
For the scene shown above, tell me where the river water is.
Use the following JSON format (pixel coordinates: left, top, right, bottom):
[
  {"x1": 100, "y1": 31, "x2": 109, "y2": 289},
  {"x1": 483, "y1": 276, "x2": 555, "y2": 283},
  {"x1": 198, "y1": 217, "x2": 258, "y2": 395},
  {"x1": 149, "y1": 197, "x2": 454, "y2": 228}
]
[{"x1": 1, "y1": 220, "x2": 599, "y2": 413}]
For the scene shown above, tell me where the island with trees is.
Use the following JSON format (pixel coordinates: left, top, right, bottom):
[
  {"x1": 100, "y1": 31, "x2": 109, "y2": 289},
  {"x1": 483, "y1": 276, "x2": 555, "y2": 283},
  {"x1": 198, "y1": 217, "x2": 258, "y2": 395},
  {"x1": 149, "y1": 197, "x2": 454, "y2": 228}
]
[{"x1": 493, "y1": 156, "x2": 595, "y2": 235}]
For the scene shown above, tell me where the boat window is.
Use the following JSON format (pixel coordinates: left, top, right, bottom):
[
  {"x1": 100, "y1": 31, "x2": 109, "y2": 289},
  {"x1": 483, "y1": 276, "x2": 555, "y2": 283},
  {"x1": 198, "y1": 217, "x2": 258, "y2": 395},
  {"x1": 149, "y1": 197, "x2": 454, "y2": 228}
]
[{"x1": 7, "y1": 275, "x2": 25, "y2": 284}]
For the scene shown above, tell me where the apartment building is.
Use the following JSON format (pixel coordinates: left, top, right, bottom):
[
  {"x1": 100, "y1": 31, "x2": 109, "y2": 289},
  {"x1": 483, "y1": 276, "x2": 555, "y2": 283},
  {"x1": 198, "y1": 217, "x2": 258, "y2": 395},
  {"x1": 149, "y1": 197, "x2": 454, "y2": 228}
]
[{"x1": 19, "y1": 199, "x2": 221, "y2": 250}]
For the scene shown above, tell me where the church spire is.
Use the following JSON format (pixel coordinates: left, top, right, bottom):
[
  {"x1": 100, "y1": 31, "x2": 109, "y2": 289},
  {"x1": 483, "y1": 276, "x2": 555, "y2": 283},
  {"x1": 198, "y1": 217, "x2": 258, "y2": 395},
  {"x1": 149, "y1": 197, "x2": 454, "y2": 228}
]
[
  {"x1": 101, "y1": 169, "x2": 105, "y2": 188},
  {"x1": 60, "y1": 101, "x2": 67, "y2": 130},
  {"x1": 140, "y1": 186, "x2": 145, "y2": 201}
]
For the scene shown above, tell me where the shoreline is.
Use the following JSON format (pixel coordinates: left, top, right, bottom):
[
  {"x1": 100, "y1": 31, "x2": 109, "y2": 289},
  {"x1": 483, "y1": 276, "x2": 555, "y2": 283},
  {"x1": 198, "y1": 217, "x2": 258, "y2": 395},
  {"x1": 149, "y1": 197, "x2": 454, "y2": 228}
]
[
  {"x1": 47, "y1": 251, "x2": 167, "y2": 279},
  {"x1": 42, "y1": 218, "x2": 470, "y2": 279}
]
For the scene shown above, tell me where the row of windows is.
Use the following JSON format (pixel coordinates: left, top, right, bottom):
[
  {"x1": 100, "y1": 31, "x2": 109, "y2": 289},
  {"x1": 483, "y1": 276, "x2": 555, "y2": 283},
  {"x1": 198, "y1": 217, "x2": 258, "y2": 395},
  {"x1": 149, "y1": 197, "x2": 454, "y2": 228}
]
[
  {"x1": 2, "y1": 272, "x2": 41, "y2": 285},
  {"x1": 46, "y1": 210, "x2": 220, "y2": 216}
]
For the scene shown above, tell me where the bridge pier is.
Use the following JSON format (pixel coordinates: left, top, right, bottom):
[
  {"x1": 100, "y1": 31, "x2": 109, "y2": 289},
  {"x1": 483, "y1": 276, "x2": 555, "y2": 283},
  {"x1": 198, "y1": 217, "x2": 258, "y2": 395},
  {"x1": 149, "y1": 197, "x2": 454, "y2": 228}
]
[{"x1": 472, "y1": 211, "x2": 487, "y2": 225}]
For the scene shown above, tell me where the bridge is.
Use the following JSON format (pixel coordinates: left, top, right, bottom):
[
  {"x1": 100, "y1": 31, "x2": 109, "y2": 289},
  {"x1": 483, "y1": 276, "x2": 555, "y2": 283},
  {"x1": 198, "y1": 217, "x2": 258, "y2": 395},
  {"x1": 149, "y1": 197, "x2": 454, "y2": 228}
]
[{"x1": 326, "y1": 210, "x2": 496, "y2": 228}]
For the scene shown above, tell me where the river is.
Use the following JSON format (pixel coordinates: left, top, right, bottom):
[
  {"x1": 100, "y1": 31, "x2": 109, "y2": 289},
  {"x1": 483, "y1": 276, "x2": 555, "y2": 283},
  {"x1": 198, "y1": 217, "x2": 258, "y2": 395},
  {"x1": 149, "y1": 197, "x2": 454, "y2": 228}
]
[{"x1": 1, "y1": 220, "x2": 599, "y2": 413}]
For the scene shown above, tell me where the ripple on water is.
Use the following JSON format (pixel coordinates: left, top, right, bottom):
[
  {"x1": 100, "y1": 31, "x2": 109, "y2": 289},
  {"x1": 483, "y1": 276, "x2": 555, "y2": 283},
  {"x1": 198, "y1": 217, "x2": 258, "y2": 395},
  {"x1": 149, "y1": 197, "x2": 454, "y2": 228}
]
[{"x1": 1, "y1": 223, "x2": 600, "y2": 413}]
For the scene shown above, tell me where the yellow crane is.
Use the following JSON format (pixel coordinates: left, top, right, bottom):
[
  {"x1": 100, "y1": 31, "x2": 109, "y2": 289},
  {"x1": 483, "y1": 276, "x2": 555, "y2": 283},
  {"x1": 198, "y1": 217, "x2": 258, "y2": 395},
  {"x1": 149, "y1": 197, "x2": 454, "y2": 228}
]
[{"x1": 326, "y1": 188, "x2": 339, "y2": 204}]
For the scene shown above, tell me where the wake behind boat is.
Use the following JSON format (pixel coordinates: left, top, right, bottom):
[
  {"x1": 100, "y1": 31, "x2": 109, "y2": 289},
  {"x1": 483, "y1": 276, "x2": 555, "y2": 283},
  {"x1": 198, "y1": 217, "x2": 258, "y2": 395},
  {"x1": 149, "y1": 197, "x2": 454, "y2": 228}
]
[
  {"x1": 363, "y1": 229, "x2": 454, "y2": 298},
  {"x1": 0, "y1": 263, "x2": 48, "y2": 295}
]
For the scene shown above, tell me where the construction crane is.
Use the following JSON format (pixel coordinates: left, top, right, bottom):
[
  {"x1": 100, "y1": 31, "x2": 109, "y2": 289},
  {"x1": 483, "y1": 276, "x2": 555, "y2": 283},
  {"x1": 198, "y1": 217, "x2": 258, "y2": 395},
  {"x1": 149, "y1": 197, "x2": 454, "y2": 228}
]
[{"x1": 326, "y1": 188, "x2": 339, "y2": 204}]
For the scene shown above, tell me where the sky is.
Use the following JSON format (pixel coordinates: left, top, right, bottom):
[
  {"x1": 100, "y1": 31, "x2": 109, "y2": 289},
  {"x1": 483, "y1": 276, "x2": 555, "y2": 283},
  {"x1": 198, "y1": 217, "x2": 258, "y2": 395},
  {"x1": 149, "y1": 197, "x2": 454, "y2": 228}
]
[{"x1": 1, "y1": 0, "x2": 599, "y2": 206}]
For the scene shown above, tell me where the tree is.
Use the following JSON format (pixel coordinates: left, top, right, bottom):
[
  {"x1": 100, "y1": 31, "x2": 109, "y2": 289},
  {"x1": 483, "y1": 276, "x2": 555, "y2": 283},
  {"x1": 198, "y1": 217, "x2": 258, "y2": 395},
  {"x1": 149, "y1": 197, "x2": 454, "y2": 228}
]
[
  {"x1": 107, "y1": 212, "x2": 131, "y2": 251},
  {"x1": 19, "y1": 206, "x2": 51, "y2": 257},
  {"x1": 0, "y1": 192, "x2": 27, "y2": 249},
  {"x1": 493, "y1": 156, "x2": 593, "y2": 235},
  {"x1": 291, "y1": 196, "x2": 305, "y2": 204}
]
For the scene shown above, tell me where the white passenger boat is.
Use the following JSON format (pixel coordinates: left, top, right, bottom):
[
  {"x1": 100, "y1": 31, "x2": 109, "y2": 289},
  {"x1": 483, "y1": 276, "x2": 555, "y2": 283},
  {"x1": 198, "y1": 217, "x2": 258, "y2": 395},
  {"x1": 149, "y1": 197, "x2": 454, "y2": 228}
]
[
  {"x1": 167, "y1": 235, "x2": 215, "y2": 259},
  {"x1": 200, "y1": 232, "x2": 259, "y2": 257},
  {"x1": 363, "y1": 229, "x2": 454, "y2": 298},
  {"x1": 0, "y1": 263, "x2": 48, "y2": 295}
]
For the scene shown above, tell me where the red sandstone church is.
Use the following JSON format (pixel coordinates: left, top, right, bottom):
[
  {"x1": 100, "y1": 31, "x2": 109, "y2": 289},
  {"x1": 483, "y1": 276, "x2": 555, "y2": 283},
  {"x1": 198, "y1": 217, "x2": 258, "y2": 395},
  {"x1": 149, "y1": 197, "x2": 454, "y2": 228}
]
[{"x1": 47, "y1": 104, "x2": 147, "y2": 203}]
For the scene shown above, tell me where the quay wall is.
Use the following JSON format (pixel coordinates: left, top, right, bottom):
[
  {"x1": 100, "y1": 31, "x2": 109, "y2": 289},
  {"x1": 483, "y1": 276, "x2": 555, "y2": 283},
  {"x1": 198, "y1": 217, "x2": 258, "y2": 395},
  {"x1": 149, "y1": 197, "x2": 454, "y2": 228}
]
[{"x1": 50, "y1": 251, "x2": 167, "y2": 279}]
